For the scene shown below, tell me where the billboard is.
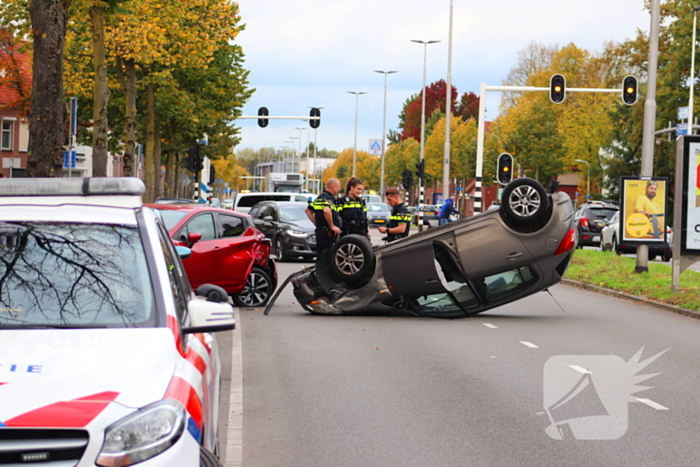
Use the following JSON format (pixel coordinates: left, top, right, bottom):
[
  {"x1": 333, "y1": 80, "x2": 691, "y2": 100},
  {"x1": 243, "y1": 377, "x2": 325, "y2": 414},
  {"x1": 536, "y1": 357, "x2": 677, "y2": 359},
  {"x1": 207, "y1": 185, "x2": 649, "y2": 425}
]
[
  {"x1": 682, "y1": 137, "x2": 700, "y2": 254},
  {"x1": 619, "y1": 177, "x2": 668, "y2": 243}
]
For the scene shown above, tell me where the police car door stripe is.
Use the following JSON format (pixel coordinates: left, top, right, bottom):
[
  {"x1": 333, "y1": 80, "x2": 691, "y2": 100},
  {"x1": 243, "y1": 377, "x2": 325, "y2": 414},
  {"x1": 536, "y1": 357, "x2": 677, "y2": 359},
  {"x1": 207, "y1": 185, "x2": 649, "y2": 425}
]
[{"x1": 3, "y1": 391, "x2": 119, "y2": 428}]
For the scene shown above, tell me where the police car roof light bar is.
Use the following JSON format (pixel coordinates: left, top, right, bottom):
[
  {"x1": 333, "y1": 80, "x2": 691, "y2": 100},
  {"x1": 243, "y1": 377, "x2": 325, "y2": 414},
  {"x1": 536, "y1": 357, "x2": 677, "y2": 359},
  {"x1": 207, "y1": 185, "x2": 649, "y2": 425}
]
[{"x1": 0, "y1": 177, "x2": 146, "y2": 197}]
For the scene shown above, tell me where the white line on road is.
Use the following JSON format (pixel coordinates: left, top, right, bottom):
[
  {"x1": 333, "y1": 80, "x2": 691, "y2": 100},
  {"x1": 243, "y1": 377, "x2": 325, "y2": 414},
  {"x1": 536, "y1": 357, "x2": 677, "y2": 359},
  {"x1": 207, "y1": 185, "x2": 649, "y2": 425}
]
[
  {"x1": 568, "y1": 365, "x2": 592, "y2": 374},
  {"x1": 225, "y1": 307, "x2": 243, "y2": 467},
  {"x1": 482, "y1": 323, "x2": 498, "y2": 329},
  {"x1": 520, "y1": 341, "x2": 539, "y2": 349},
  {"x1": 635, "y1": 398, "x2": 669, "y2": 411}
]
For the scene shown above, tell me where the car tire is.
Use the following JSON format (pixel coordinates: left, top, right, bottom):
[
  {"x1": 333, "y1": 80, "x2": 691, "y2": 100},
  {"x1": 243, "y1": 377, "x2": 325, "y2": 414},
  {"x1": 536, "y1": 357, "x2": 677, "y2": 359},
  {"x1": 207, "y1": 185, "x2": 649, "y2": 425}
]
[
  {"x1": 329, "y1": 234, "x2": 375, "y2": 284},
  {"x1": 599, "y1": 238, "x2": 607, "y2": 252},
  {"x1": 663, "y1": 251, "x2": 672, "y2": 262},
  {"x1": 611, "y1": 236, "x2": 620, "y2": 255},
  {"x1": 648, "y1": 251, "x2": 656, "y2": 261},
  {"x1": 274, "y1": 236, "x2": 286, "y2": 262},
  {"x1": 200, "y1": 446, "x2": 223, "y2": 467},
  {"x1": 232, "y1": 267, "x2": 273, "y2": 307},
  {"x1": 501, "y1": 178, "x2": 548, "y2": 225}
]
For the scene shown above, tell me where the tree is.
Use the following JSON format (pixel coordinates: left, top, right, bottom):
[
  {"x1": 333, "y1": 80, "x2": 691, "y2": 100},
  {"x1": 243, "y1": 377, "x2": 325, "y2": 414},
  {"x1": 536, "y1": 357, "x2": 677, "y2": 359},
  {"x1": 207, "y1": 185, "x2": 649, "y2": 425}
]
[
  {"x1": 26, "y1": 0, "x2": 73, "y2": 177},
  {"x1": 0, "y1": 30, "x2": 31, "y2": 115},
  {"x1": 322, "y1": 148, "x2": 375, "y2": 190},
  {"x1": 384, "y1": 138, "x2": 420, "y2": 188},
  {"x1": 399, "y1": 80, "x2": 457, "y2": 142},
  {"x1": 456, "y1": 91, "x2": 479, "y2": 123}
]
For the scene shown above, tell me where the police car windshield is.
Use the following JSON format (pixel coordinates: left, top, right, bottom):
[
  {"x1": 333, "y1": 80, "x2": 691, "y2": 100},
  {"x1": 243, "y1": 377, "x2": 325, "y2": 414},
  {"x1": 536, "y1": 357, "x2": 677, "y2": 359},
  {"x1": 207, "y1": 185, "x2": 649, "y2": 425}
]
[{"x1": 0, "y1": 222, "x2": 155, "y2": 328}]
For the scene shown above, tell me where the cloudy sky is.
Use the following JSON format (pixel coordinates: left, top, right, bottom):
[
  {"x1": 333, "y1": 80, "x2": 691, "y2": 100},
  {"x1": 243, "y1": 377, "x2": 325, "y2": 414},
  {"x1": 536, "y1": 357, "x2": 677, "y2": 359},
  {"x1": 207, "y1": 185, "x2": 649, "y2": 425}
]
[{"x1": 234, "y1": 0, "x2": 651, "y2": 154}]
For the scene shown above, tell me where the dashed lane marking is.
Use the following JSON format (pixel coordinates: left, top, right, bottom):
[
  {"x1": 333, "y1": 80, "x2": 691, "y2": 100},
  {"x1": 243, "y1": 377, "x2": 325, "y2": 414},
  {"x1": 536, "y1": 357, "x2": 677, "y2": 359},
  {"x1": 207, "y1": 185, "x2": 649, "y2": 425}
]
[{"x1": 520, "y1": 341, "x2": 539, "y2": 349}]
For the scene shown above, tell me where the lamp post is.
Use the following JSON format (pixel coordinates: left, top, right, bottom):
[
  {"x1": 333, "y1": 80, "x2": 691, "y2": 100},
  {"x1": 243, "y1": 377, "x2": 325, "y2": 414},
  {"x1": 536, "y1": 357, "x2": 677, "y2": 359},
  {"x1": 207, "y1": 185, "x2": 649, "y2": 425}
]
[
  {"x1": 287, "y1": 136, "x2": 298, "y2": 173},
  {"x1": 348, "y1": 91, "x2": 367, "y2": 177},
  {"x1": 294, "y1": 127, "x2": 307, "y2": 174},
  {"x1": 309, "y1": 106, "x2": 324, "y2": 193},
  {"x1": 411, "y1": 39, "x2": 440, "y2": 232},
  {"x1": 690, "y1": 6, "x2": 700, "y2": 135},
  {"x1": 374, "y1": 70, "x2": 398, "y2": 199},
  {"x1": 574, "y1": 159, "x2": 590, "y2": 200},
  {"x1": 443, "y1": 0, "x2": 454, "y2": 203}
]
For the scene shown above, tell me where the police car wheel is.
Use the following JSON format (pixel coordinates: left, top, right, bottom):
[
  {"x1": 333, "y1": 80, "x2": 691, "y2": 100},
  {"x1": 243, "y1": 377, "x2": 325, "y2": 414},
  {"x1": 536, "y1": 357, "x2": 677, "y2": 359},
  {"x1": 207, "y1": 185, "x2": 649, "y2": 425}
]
[
  {"x1": 330, "y1": 234, "x2": 375, "y2": 283},
  {"x1": 200, "y1": 446, "x2": 223, "y2": 467},
  {"x1": 501, "y1": 178, "x2": 548, "y2": 225},
  {"x1": 232, "y1": 267, "x2": 273, "y2": 307}
]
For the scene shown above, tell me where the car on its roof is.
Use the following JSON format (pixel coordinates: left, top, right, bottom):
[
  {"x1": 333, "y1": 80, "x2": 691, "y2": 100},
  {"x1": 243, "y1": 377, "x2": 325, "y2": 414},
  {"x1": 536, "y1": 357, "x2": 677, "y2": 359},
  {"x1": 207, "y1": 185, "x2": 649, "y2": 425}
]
[
  {"x1": 248, "y1": 201, "x2": 317, "y2": 262},
  {"x1": 272, "y1": 178, "x2": 576, "y2": 319},
  {"x1": 0, "y1": 177, "x2": 234, "y2": 466},
  {"x1": 147, "y1": 203, "x2": 277, "y2": 307}
]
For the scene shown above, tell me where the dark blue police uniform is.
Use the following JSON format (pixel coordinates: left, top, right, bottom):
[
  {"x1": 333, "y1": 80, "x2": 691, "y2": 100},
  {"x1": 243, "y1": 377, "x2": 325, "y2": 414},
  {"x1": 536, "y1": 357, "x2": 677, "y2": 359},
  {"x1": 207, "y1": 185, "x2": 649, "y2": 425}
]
[
  {"x1": 386, "y1": 203, "x2": 411, "y2": 242},
  {"x1": 309, "y1": 191, "x2": 342, "y2": 253}
]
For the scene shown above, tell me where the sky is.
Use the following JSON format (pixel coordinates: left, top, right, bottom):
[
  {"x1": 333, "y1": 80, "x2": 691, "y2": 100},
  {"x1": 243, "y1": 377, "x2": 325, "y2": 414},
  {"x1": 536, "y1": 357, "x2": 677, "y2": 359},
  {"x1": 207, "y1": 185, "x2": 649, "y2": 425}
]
[{"x1": 234, "y1": 0, "x2": 652, "y2": 155}]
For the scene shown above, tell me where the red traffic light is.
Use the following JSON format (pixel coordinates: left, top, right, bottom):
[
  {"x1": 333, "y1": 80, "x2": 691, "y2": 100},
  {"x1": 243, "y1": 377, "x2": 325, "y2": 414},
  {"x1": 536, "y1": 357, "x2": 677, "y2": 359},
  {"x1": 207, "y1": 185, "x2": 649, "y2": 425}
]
[{"x1": 550, "y1": 74, "x2": 566, "y2": 104}]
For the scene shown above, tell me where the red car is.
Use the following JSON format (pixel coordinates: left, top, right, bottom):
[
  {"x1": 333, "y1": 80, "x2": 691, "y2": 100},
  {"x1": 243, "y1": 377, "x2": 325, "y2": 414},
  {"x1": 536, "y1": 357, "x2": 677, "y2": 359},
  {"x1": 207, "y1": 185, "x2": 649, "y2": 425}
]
[{"x1": 147, "y1": 203, "x2": 277, "y2": 307}]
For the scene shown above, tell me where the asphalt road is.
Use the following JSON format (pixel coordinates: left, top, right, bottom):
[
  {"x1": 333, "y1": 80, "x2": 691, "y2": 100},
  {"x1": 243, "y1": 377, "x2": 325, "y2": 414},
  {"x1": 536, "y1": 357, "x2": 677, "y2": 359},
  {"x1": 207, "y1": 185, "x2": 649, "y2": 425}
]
[{"x1": 220, "y1": 230, "x2": 700, "y2": 467}]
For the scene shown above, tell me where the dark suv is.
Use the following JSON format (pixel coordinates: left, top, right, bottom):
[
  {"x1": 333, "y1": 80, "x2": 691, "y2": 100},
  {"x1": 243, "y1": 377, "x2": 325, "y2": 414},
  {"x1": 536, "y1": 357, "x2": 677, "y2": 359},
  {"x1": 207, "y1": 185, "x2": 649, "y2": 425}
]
[{"x1": 574, "y1": 201, "x2": 618, "y2": 248}]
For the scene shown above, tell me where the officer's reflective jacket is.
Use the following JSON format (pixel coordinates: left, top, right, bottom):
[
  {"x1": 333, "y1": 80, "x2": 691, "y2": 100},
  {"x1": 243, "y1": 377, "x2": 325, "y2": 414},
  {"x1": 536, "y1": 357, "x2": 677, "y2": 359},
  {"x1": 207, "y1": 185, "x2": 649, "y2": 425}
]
[{"x1": 338, "y1": 195, "x2": 368, "y2": 236}]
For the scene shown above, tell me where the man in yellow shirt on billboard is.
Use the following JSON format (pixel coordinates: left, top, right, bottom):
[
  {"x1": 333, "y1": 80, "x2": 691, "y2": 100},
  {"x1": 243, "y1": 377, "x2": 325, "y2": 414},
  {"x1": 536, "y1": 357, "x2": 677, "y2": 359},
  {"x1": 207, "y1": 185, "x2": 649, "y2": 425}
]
[{"x1": 633, "y1": 180, "x2": 663, "y2": 238}]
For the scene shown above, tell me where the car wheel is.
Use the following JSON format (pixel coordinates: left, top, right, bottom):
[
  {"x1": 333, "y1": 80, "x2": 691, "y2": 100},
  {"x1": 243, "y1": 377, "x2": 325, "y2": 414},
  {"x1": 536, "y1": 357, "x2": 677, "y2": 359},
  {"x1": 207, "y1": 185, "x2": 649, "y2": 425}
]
[
  {"x1": 233, "y1": 267, "x2": 273, "y2": 307},
  {"x1": 200, "y1": 446, "x2": 223, "y2": 467},
  {"x1": 663, "y1": 251, "x2": 672, "y2": 262},
  {"x1": 648, "y1": 251, "x2": 656, "y2": 261},
  {"x1": 274, "y1": 236, "x2": 286, "y2": 262},
  {"x1": 501, "y1": 178, "x2": 548, "y2": 225},
  {"x1": 329, "y1": 234, "x2": 375, "y2": 283},
  {"x1": 611, "y1": 236, "x2": 620, "y2": 255},
  {"x1": 600, "y1": 238, "x2": 607, "y2": 252}
]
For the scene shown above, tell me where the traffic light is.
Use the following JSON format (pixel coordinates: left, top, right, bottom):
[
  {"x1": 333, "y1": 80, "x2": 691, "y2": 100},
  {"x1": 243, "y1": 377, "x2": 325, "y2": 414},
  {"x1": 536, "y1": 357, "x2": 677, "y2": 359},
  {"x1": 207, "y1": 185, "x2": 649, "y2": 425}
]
[
  {"x1": 184, "y1": 146, "x2": 203, "y2": 173},
  {"x1": 257, "y1": 107, "x2": 269, "y2": 128},
  {"x1": 496, "y1": 153, "x2": 514, "y2": 185},
  {"x1": 549, "y1": 178, "x2": 560, "y2": 194},
  {"x1": 310, "y1": 107, "x2": 321, "y2": 129},
  {"x1": 209, "y1": 165, "x2": 216, "y2": 185},
  {"x1": 414, "y1": 160, "x2": 425, "y2": 183},
  {"x1": 550, "y1": 74, "x2": 566, "y2": 104},
  {"x1": 402, "y1": 169, "x2": 413, "y2": 189},
  {"x1": 622, "y1": 76, "x2": 638, "y2": 105}
]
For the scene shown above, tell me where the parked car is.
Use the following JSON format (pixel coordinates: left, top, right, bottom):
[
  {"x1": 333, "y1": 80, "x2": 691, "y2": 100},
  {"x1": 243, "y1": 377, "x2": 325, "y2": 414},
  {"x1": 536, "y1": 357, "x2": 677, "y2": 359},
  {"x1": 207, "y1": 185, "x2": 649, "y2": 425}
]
[
  {"x1": 0, "y1": 177, "x2": 234, "y2": 466},
  {"x1": 413, "y1": 204, "x2": 440, "y2": 227},
  {"x1": 574, "y1": 201, "x2": 619, "y2": 247},
  {"x1": 600, "y1": 210, "x2": 673, "y2": 261},
  {"x1": 233, "y1": 192, "x2": 316, "y2": 213},
  {"x1": 249, "y1": 201, "x2": 316, "y2": 261},
  {"x1": 222, "y1": 198, "x2": 234, "y2": 210},
  {"x1": 272, "y1": 178, "x2": 576, "y2": 318},
  {"x1": 147, "y1": 203, "x2": 277, "y2": 307},
  {"x1": 360, "y1": 193, "x2": 381, "y2": 204},
  {"x1": 366, "y1": 202, "x2": 391, "y2": 227}
]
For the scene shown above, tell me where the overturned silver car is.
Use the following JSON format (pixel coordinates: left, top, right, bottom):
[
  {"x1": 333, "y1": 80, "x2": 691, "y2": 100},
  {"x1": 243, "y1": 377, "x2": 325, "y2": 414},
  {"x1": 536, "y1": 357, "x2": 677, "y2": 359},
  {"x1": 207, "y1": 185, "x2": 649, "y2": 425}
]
[{"x1": 281, "y1": 179, "x2": 576, "y2": 318}]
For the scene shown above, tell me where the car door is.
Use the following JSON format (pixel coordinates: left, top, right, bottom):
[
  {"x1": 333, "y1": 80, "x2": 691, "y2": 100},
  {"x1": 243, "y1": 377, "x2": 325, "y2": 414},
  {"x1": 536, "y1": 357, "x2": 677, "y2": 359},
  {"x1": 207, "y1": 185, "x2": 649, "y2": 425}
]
[
  {"x1": 254, "y1": 206, "x2": 279, "y2": 240},
  {"x1": 174, "y1": 212, "x2": 218, "y2": 289},
  {"x1": 214, "y1": 212, "x2": 259, "y2": 291}
]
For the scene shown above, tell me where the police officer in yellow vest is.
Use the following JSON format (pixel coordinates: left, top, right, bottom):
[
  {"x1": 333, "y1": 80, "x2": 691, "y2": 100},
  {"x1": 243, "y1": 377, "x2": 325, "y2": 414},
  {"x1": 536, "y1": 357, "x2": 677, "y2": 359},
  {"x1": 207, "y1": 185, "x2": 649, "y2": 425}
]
[
  {"x1": 378, "y1": 187, "x2": 411, "y2": 242},
  {"x1": 338, "y1": 177, "x2": 369, "y2": 238},
  {"x1": 305, "y1": 178, "x2": 342, "y2": 253}
]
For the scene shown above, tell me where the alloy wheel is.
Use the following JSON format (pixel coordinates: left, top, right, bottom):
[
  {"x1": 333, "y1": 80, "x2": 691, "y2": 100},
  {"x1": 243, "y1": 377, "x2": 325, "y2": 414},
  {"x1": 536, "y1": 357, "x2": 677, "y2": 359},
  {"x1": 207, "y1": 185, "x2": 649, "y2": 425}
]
[
  {"x1": 238, "y1": 271, "x2": 271, "y2": 307},
  {"x1": 334, "y1": 243, "x2": 365, "y2": 276},
  {"x1": 507, "y1": 185, "x2": 542, "y2": 218}
]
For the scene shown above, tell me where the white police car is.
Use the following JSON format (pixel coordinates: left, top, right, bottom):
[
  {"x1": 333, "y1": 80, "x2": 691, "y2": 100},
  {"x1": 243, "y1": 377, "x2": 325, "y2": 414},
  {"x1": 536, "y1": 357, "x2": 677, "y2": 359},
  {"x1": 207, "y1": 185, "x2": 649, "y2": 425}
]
[{"x1": 0, "y1": 178, "x2": 234, "y2": 466}]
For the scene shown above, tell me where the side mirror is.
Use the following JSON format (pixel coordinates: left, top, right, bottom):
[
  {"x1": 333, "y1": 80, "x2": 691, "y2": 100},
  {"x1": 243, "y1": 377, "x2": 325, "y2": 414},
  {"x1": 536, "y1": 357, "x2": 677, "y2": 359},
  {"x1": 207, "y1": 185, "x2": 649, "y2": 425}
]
[
  {"x1": 175, "y1": 245, "x2": 192, "y2": 260},
  {"x1": 183, "y1": 299, "x2": 235, "y2": 334},
  {"x1": 196, "y1": 283, "x2": 229, "y2": 303},
  {"x1": 187, "y1": 232, "x2": 202, "y2": 248},
  {"x1": 263, "y1": 216, "x2": 274, "y2": 221}
]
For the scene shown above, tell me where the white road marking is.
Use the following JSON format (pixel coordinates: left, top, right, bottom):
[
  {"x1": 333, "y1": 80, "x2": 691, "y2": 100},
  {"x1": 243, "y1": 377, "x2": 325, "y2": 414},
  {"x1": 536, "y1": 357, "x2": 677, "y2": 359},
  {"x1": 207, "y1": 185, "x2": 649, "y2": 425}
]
[
  {"x1": 635, "y1": 398, "x2": 669, "y2": 411},
  {"x1": 225, "y1": 307, "x2": 243, "y2": 467},
  {"x1": 520, "y1": 341, "x2": 539, "y2": 349},
  {"x1": 568, "y1": 365, "x2": 592, "y2": 374},
  {"x1": 482, "y1": 323, "x2": 498, "y2": 329}
]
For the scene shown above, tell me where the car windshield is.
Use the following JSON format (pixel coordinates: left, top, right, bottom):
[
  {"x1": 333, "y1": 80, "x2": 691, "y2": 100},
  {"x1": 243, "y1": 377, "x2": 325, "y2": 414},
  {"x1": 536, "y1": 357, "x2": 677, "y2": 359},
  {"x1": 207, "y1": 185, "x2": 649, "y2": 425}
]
[
  {"x1": 280, "y1": 206, "x2": 308, "y2": 222},
  {"x1": 0, "y1": 222, "x2": 154, "y2": 328},
  {"x1": 154, "y1": 209, "x2": 189, "y2": 231},
  {"x1": 367, "y1": 203, "x2": 389, "y2": 212}
]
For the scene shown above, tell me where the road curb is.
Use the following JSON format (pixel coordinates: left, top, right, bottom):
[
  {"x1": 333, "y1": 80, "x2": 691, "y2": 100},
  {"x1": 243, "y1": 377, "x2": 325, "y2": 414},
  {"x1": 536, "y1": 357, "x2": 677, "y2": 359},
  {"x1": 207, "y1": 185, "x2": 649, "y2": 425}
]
[{"x1": 562, "y1": 279, "x2": 700, "y2": 320}]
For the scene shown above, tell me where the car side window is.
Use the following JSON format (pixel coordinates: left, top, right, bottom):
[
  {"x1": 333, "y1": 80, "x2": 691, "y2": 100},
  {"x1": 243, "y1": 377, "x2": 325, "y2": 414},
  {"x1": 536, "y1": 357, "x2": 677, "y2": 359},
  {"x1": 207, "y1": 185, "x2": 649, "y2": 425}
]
[
  {"x1": 156, "y1": 222, "x2": 190, "y2": 324},
  {"x1": 219, "y1": 214, "x2": 245, "y2": 238},
  {"x1": 249, "y1": 206, "x2": 261, "y2": 217},
  {"x1": 296, "y1": 195, "x2": 310, "y2": 202},
  {"x1": 181, "y1": 213, "x2": 216, "y2": 241},
  {"x1": 482, "y1": 266, "x2": 538, "y2": 301}
]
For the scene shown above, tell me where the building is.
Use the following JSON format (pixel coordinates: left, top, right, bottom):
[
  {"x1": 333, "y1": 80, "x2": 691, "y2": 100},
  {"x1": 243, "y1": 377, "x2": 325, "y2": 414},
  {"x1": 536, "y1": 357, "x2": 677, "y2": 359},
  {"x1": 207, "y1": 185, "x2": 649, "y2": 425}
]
[{"x1": 0, "y1": 40, "x2": 30, "y2": 178}]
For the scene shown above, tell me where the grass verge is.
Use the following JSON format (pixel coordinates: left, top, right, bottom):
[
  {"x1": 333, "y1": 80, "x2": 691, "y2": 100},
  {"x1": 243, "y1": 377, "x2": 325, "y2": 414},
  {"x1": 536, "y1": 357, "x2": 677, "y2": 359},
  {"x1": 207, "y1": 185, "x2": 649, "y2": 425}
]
[{"x1": 565, "y1": 249, "x2": 700, "y2": 312}]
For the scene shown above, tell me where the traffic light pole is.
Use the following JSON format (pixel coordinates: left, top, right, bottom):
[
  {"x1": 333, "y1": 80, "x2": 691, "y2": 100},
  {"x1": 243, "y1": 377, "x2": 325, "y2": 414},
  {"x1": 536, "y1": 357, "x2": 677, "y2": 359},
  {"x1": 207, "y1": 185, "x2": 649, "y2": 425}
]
[{"x1": 474, "y1": 84, "x2": 628, "y2": 213}]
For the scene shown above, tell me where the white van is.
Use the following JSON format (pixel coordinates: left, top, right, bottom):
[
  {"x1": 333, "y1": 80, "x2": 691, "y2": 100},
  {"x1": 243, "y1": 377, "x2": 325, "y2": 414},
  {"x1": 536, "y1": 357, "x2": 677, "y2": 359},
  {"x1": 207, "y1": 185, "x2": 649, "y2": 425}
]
[{"x1": 234, "y1": 192, "x2": 317, "y2": 213}]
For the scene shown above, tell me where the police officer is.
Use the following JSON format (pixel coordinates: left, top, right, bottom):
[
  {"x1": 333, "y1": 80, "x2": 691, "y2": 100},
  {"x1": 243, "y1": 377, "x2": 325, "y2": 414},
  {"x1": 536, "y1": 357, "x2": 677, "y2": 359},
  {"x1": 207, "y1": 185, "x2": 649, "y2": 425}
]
[
  {"x1": 338, "y1": 177, "x2": 369, "y2": 238},
  {"x1": 378, "y1": 187, "x2": 411, "y2": 242},
  {"x1": 305, "y1": 178, "x2": 342, "y2": 253}
]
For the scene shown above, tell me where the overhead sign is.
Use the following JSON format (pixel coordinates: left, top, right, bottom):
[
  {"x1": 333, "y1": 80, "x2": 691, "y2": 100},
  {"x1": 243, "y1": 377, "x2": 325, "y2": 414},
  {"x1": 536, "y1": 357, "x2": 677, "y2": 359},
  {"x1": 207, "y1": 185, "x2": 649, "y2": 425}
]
[
  {"x1": 679, "y1": 106, "x2": 689, "y2": 121},
  {"x1": 619, "y1": 176, "x2": 668, "y2": 243},
  {"x1": 369, "y1": 139, "x2": 382, "y2": 156}
]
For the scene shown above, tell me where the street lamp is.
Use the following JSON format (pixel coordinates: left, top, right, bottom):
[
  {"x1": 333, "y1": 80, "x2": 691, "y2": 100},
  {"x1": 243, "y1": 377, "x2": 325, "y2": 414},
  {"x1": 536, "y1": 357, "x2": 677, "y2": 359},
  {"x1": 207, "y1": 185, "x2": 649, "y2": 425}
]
[
  {"x1": 411, "y1": 39, "x2": 440, "y2": 232},
  {"x1": 287, "y1": 136, "x2": 299, "y2": 173},
  {"x1": 348, "y1": 91, "x2": 367, "y2": 177},
  {"x1": 309, "y1": 106, "x2": 325, "y2": 193},
  {"x1": 443, "y1": 0, "x2": 454, "y2": 203},
  {"x1": 294, "y1": 127, "x2": 307, "y2": 174},
  {"x1": 689, "y1": 6, "x2": 700, "y2": 135},
  {"x1": 374, "y1": 70, "x2": 398, "y2": 199},
  {"x1": 574, "y1": 159, "x2": 590, "y2": 200}
]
